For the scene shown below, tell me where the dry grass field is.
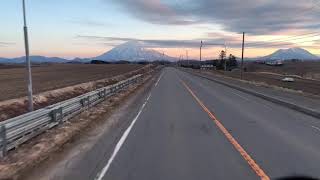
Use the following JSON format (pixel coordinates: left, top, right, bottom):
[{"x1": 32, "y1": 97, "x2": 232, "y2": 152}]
[
  {"x1": 0, "y1": 64, "x2": 143, "y2": 101},
  {"x1": 245, "y1": 61, "x2": 320, "y2": 80}
]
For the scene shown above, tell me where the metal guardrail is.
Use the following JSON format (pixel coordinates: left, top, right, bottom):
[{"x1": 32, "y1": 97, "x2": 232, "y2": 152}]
[{"x1": 0, "y1": 74, "x2": 143, "y2": 157}]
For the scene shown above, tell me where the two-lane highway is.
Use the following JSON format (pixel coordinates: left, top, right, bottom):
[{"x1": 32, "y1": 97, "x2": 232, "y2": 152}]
[
  {"x1": 97, "y1": 67, "x2": 260, "y2": 180},
  {"x1": 45, "y1": 67, "x2": 320, "y2": 180},
  {"x1": 91, "y1": 67, "x2": 320, "y2": 180}
]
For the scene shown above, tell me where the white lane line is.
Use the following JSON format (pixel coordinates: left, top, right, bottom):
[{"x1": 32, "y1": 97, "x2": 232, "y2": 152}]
[
  {"x1": 229, "y1": 91, "x2": 251, "y2": 102},
  {"x1": 155, "y1": 73, "x2": 163, "y2": 87},
  {"x1": 311, "y1": 125, "x2": 320, "y2": 132},
  {"x1": 229, "y1": 89, "x2": 274, "y2": 111},
  {"x1": 95, "y1": 93, "x2": 152, "y2": 180}
]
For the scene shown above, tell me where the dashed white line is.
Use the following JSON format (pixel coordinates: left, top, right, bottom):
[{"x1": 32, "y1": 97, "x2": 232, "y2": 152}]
[
  {"x1": 311, "y1": 125, "x2": 320, "y2": 132},
  {"x1": 229, "y1": 89, "x2": 274, "y2": 111},
  {"x1": 155, "y1": 73, "x2": 163, "y2": 87},
  {"x1": 229, "y1": 91, "x2": 251, "y2": 102},
  {"x1": 95, "y1": 93, "x2": 152, "y2": 180}
]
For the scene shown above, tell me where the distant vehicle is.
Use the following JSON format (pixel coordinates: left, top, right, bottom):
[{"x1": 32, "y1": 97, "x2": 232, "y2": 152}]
[{"x1": 282, "y1": 77, "x2": 295, "y2": 82}]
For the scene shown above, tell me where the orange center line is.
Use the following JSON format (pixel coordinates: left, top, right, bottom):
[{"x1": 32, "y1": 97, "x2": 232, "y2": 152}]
[{"x1": 180, "y1": 79, "x2": 270, "y2": 180}]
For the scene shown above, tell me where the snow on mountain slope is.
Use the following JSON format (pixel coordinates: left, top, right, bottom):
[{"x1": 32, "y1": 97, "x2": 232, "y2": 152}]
[
  {"x1": 261, "y1": 47, "x2": 319, "y2": 60},
  {"x1": 95, "y1": 41, "x2": 175, "y2": 61}
]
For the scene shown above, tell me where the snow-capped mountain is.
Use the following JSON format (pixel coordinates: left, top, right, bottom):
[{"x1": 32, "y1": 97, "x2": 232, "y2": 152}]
[
  {"x1": 260, "y1": 47, "x2": 319, "y2": 61},
  {"x1": 95, "y1": 41, "x2": 175, "y2": 61}
]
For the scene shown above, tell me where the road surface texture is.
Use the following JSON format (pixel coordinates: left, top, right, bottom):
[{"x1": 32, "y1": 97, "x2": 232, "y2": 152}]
[{"x1": 30, "y1": 67, "x2": 320, "y2": 180}]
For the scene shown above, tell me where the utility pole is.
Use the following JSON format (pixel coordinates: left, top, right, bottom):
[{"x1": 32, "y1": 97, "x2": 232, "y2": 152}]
[
  {"x1": 22, "y1": 0, "x2": 34, "y2": 111},
  {"x1": 177, "y1": 55, "x2": 179, "y2": 66},
  {"x1": 162, "y1": 51, "x2": 165, "y2": 61},
  {"x1": 200, "y1": 41, "x2": 203, "y2": 69},
  {"x1": 186, "y1": 50, "x2": 189, "y2": 66},
  {"x1": 240, "y1": 32, "x2": 245, "y2": 80},
  {"x1": 224, "y1": 42, "x2": 227, "y2": 71}
]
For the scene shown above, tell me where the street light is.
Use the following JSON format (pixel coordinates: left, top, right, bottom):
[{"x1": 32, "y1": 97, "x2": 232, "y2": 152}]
[{"x1": 22, "y1": 0, "x2": 34, "y2": 111}]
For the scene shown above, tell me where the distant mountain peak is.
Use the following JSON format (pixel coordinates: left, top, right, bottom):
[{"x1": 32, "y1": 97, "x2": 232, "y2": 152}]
[
  {"x1": 260, "y1": 47, "x2": 319, "y2": 61},
  {"x1": 95, "y1": 41, "x2": 175, "y2": 62},
  {"x1": 0, "y1": 56, "x2": 68, "y2": 64},
  {"x1": 119, "y1": 40, "x2": 142, "y2": 46}
]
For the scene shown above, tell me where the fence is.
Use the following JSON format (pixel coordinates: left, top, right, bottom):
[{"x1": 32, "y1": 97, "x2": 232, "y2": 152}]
[{"x1": 0, "y1": 74, "x2": 142, "y2": 157}]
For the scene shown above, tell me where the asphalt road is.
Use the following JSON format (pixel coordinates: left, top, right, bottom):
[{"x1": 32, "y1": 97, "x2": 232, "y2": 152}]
[{"x1": 55, "y1": 67, "x2": 320, "y2": 180}]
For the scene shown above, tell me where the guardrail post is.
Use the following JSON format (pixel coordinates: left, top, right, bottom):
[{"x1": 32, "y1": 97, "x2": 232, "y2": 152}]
[
  {"x1": 98, "y1": 89, "x2": 106, "y2": 99},
  {"x1": 50, "y1": 107, "x2": 63, "y2": 124},
  {"x1": 80, "y1": 97, "x2": 90, "y2": 107},
  {"x1": 137, "y1": 76, "x2": 142, "y2": 83},
  {"x1": 0, "y1": 125, "x2": 7, "y2": 158},
  {"x1": 110, "y1": 86, "x2": 115, "y2": 93}
]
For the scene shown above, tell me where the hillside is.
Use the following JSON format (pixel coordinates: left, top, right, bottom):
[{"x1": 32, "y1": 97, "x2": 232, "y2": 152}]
[{"x1": 0, "y1": 56, "x2": 68, "y2": 64}]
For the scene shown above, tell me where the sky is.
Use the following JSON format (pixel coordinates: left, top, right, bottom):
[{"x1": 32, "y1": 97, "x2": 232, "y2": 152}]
[{"x1": 1, "y1": 0, "x2": 320, "y2": 59}]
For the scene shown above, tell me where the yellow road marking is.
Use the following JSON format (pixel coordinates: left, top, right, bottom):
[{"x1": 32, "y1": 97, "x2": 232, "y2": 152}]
[{"x1": 180, "y1": 79, "x2": 270, "y2": 180}]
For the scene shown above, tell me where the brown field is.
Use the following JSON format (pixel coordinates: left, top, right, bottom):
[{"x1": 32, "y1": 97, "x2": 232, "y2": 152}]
[
  {"x1": 0, "y1": 64, "x2": 143, "y2": 101},
  {"x1": 245, "y1": 61, "x2": 320, "y2": 80}
]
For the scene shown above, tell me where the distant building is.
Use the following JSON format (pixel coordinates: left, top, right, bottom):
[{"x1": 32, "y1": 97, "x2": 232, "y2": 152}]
[
  {"x1": 266, "y1": 60, "x2": 283, "y2": 66},
  {"x1": 201, "y1": 64, "x2": 215, "y2": 70}
]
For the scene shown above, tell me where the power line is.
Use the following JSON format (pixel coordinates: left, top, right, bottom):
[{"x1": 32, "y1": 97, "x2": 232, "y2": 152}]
[
  {"x1": 246, "y1": 32, "x2": 320, "y2": 46},
  {"x1": 293, "y1": 0, "x2": 320, "y2": 17},
  {"x1": 245, "y1": 0, "x2": 320, "y2": 47},
  {"x1": 246, "y1": 37, "x2": 320, "y2": 48}
]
